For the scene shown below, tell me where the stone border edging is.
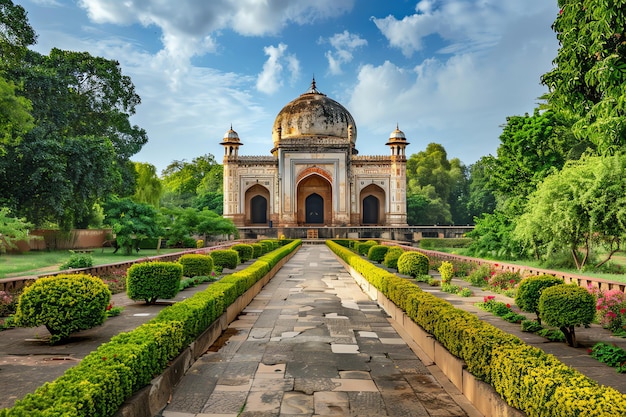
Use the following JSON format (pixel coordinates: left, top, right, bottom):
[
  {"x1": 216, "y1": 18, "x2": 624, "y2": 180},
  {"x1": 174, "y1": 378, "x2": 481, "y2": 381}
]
[
  {"x1": 112, "y1": 245, "x2": 301, "y2": 417},
  {"x1": 332, "y1": 253, "x2": 526, "y2": 417}
]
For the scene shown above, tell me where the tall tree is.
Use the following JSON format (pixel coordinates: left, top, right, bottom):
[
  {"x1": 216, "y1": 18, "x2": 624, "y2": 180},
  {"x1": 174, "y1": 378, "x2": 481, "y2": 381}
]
[
  {"x1": 541, "y1": 1, "x2": 626, "y2": 155},
  {"x1": 133, "y1": 162, "x2": 163, "y2": 207},
  {"x1": 0, "y1": 0, "x2": 36, "y2": 67},
  {"x1": 406, "y1": 143, "x2": 468, "y2": 224},
  {"x1": 161, "y1": 154, "x2": 223, "y2": 210},
  {"x1": 515, "y1": 154, "x2": 626, "y2": 270}
]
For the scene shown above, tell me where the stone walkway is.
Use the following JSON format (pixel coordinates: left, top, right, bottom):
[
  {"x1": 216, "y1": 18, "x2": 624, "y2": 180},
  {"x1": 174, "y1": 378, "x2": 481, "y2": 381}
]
[{"x1": 157, "y1": 244, "x2": 482, "y2": 417}]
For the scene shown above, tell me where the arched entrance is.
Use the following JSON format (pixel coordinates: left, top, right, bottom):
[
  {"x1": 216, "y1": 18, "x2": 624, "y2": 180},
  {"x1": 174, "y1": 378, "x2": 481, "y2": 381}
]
[
  {"x1": 360, "y1": 184, "x2": 385, "y2": 225},
  {"x1": 251, "y1": 195, "x2": 267, "y2": 224},
  {"x1": 362, "y1": 195, "x2": 379, "y2": 224},
  {"x1": 305, "y1": 193, "x2": 324, "y2": 224},
  {"x1": 245, "y1": 184, "x2": 270, "y2": 225},
  {"x1": 297, "y1": 174, "x2": 332, "y2": 225}
]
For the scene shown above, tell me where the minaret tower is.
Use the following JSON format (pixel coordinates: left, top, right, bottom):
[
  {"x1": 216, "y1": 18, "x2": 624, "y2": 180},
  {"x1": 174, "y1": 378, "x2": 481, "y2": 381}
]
[
  {"x1": 220, "y1": 126, "x2": 243, "y2": 225},
  {"x1": 385, "y1": 124, "x2": 409, "y2": 226}
]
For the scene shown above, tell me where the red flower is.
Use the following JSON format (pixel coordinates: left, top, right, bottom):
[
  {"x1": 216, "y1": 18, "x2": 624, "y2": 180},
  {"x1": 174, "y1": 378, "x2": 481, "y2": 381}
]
[
  {"x1": 102, "y1": 357, "x2": 107, "y2": 361},
  {"x1": 506, "y1": 304, "x2": 511, "y2": 309},
  {"x1": 509, "y1": 279, "x2": 516, "y2": 284},
  {"x1": 494, "y1": 263, "x2": 499, "y2": 267},
  {"x1": 587, "y1": 348, "x2": 592, "y2": 355},
  {"x1": 620, "y1": 309, "x2": 626, "y2": 315}
]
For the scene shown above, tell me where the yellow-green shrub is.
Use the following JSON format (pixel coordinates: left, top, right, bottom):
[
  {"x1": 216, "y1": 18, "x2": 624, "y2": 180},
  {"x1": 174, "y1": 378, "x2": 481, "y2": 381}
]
[
  {"x1": 231, "y1": 243, "x2": 254, "y2": 262},
  {"x1": 14, "y1": 273, "x2": 111, "y2": 344},
  {"x1": 126, "y1": 262, "x2": 183, "y2": 304},
  {"x1": 210, "y1": 249, "x2": 240, "y2": 270},
  {"x1": 367, "y1": 244, "x2": 389, "y2": 263},
  {"x1": 383, "y1": 246, "x2": 404, "y2": 270},
  {"x1": 438, "y1": 261, "x2": 454, "y2": 284},
  {"x1": 178, "y1": 254, "x2": 213, "y2": 277},
  {"x1": 397, "y1": 251, "x2": 429, "y2": 278}
]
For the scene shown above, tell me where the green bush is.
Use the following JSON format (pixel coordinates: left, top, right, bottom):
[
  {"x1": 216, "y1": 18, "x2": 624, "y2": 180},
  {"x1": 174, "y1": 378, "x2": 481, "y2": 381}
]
[
  {"x1": 259, "y1": 239, "x2": 277, "y2": 252},
  {"x1": 178, "y1": 254, "x2": 213, "y2": 277},
  {"x1": 521, "y1": 319, "x2": 543, "y2": 333},
  {"x1": 59, "y1": 251, "x2": 94, "y2": 270},
  {"x1": 231, "y1": 243, "x2": 254, "y2": 262},
  {"x1": 355, "y1": 240, "x2": 377, "y2": 256},
  {"x1": 515, "y1": 275, "x2": 564, "y2": 324},
  {"x1": 438, "y1": 261, "x2": 454, "y2": 284},
  {"x1": 538, "y1": 284, "x2": 596, "y2": 347},
  {"x1": 367, "y1": 244, "x2": 389, "y2": 263},
  {"x1": 14, "y1": 273, "x2": 111, "y2": 344},
  {"x1": 251, "y1": 243, "x2": 264, "y2": 258},
  {"x1": 397, "y1": 251, "x2": 430, "y2": 278},
  {"x1": 126, "y1": 262, "x2": 183, "y2": 304},
  {"x1": 383, "y1": 246, "x2": 404, "y2": 270},
  {"x1": 210, "y1": 249, "x2": 240, "y2": 270},
  {"x1": 466, "y1": 263, "x2": 492, "y2": 286}
]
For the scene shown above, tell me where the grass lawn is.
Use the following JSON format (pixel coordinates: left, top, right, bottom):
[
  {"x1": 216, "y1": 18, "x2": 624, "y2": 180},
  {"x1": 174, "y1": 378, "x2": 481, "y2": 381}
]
[
  {"x1": 439, "y1": 247, "x2": 626, "y2": 284},
  {"x1": 0, "y1": 248, "x2": 185, "y2": 279}
]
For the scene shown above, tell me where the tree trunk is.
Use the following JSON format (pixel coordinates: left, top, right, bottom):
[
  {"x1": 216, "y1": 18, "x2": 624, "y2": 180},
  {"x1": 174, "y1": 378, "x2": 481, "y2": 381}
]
[{"x1": 561, "y1": 325, "x2": 577, "y2": 347}]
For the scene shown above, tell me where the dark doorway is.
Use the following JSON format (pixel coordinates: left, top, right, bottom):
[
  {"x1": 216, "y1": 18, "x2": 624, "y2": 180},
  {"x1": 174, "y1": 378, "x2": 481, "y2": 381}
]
[
  {"x1": 362, "y1": 195, "x2": 379, "y2": 224},
  {"x1": 305, "y1": 193, "x2": 324, "y2": 224},
  {"x1": 251, "y1": 195, "x2": 267, "y2": 224}
]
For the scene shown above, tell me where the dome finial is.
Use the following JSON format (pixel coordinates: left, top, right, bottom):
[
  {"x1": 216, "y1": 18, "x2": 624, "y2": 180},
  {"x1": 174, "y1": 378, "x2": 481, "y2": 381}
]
[{"x1": 305, "y1": 75, "x2": 321, "y2": 94}]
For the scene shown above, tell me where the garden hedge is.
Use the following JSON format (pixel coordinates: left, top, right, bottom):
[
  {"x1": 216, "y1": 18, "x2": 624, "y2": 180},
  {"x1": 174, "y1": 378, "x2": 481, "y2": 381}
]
[
  {"x1": 178, "y1": 254, "x2": 214, "y2": 277},
  {"x1": 367, "y1": 244, "x2": 389, "y2": 263},
  {"x1": 230, "y1": 243, "x2": 254, "y2": 262},
  {"x1": 0, "y1": 240, "x2": 302, "y2": 417},
  {"x1": 210, "y1": 249, "x2": 240, "y2": 270},
  {"x1": 126, "y1": 261, "x2": 183, "y2": 304},
  {"x1": 326, "y1": 240, "x2": 626, "y2": 417}
]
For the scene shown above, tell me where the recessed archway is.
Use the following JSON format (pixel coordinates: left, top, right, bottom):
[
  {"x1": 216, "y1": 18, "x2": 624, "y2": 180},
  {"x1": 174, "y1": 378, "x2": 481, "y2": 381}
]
[
  {"x1": 244, "y1": 184, "x2": 270, "y2": 226},
  {"x1": 360, "y1": 184, "x2": 385, "y2": 225},
  {"x1": 297, "y1": 174, "x2": 332, "y2": 225}
]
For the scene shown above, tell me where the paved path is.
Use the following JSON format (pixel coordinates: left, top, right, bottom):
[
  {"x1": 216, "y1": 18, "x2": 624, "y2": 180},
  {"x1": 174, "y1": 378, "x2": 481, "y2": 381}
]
[{"x1": 157, "y1": 244, "x2": 481, "y2": 417}]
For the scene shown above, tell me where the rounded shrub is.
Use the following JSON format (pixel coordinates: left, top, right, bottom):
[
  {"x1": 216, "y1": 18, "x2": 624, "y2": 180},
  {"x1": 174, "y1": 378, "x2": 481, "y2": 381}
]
[
  {"x1": 538, "y1": 284, "x2": 596, "y2": 347},
  {"x1": 231, "y1": 243, "x2": 254, "y2": 262},
  {"x1": 356, "y1": 240, "x2": 377, "y2": 256},
  {"x1": 14, "y1": 273, "x2": 111, "y2": 344},
  {"x1": 126, "y1": 261, "x2": 183, "y2": 304},
  {"x1": 383, "y1": 246, "x2": 404, "y2": 270},
  {"x1": 367, "y1": 245, "x2": 389, "y2": 263},
  {"x1": 259, "y1": 240, "x2": 274, "y2": 253},
  {"x1": 59, "y1": 251, "x2": 94, "y2": 270},
  {"x1": 438, "y1": 261, "x2": 454, "y2": 284},
  {"x1": 397, "y1": 251, "x2": 430, "y2": 278},
  {"x1": 178, "y1": 254, "x2": 213, "y2": 277},
  {"x1": 251, "y1": 243, "x2": 264, "y2": 258},
  {"x1": 210, "y1": 249, "x2": 240, "y2": 270},
  {"x1": 515, "y1": 274, "x2": 564, "y2": 323}
]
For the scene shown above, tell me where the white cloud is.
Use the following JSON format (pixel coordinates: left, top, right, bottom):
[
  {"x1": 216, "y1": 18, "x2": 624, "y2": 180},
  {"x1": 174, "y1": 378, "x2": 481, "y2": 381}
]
[
  {"x1": 322, "y1": 30, "x2": 367, "y2": 75},
  {"x1": 350, "y1": 1, "x2": 559, "y2": 163},
  {"x1": 372, "y1": 0, "x2": 554, "y2": 57},
  {"x1": 256, "y1": 43, "x2": 300, "y2": 94}
]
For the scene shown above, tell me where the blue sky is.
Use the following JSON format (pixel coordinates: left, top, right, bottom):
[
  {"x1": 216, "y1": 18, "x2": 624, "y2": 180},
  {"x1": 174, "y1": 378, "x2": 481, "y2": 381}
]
[{"x1": 19, "y1": 0, "x2": 560, "y2": 174}]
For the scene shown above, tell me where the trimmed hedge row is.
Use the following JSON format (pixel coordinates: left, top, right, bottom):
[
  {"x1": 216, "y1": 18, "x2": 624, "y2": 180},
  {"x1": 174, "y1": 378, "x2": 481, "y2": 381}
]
[
  {"x1": 0, "y1": 239, "x2": 302, "y2": 417},
  {"x1": 326, "y1": 240, "x2": 626, "y2": 417}
]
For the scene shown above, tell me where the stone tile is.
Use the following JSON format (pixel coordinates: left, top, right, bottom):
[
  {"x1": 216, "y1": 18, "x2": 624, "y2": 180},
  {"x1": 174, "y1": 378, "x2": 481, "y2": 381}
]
[
  {"x1": 242, "y1": 390, "x2": 282, "y2": 413},
  {"x1": 379, "y1": 337, "x2": 406, "y2": 345},
  {"x1": 313, "y1": 391, "x2": 349, "y2": 416},
  {"x1": 338, "y1": 370, "x2": 371, "y2": 380},
  {"x1": 280, "y1": 392, "x2": 314, "y2": 415},
  {"x1": 293, "y1": 378, "x2": 338, "y2": 395},
  {"x1": 214, "y1": 380, "x2": 251, "y2": 391},
  {"x1": 250, "y1": 377, "x2": 294, "y2": 391},
  {"x1": 286, "y1": 361, "x2": 339, "y2": 378},
  {"x1": 358, "y1": 331, "x2": 378, "y2": 338},
  {"x1": 330, "y1": 344, "x2": 359, "y2": 354},
  {"x1": 256, "y1": 362, "x2": 286, "y2": 376},
  {"x1": 196, "y1": 413, "x2": 238, "y2": 417},
  {"x1": 331, "y1": 378, "x2": 378, "y2": 392},
  {"x1": 201, "y1": 391, "x2": 248, "y2": 414},
  {"x1": 347, "y1": 391, "x2": 388, "y2": 416}
]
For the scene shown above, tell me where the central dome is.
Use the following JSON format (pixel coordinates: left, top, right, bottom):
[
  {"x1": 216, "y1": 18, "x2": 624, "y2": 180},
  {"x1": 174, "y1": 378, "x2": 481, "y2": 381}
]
[{"x1": 272, "y1": 79, "x2": 357, "y2": 148}]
